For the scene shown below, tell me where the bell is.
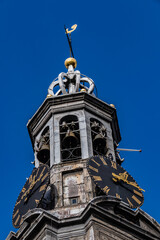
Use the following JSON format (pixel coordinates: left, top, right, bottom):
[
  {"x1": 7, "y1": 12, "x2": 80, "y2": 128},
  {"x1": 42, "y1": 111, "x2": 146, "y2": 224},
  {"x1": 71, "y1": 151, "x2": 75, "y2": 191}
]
[
  {"x1": 37, "y1": 144, "x2": 50, "y2": 164},
  {"x1": 93, "y1": 134, "x2": 106, "y2": 153},
  {"x1": 62, "y1": 130, "x2": 78, "y2": 148}
]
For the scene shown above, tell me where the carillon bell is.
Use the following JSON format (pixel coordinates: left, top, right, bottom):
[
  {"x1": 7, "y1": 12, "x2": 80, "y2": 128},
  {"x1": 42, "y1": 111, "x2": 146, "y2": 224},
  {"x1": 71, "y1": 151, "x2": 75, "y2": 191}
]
[
  {"x1": 93, "y1": 133, "x2": 106, "y2": 150},
  {"x1": 37, "y1": 144, "x2": 50, "y2": 164},
  {"x1": 62, "y1": 130, "x2": 78, "y2": 148}
]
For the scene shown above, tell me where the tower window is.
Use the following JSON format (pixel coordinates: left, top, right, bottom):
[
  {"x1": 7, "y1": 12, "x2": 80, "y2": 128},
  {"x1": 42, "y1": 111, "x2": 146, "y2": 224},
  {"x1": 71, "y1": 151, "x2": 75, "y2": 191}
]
[
  {"x1": 70, "y1": 197, "x2": 78, "y2": 205},
  {"x1": 60, "y1": 115, "x2": 81, "y2": 161},
  {"x1": 90, "y1": 118, "x2": 107, "y2": 156}
]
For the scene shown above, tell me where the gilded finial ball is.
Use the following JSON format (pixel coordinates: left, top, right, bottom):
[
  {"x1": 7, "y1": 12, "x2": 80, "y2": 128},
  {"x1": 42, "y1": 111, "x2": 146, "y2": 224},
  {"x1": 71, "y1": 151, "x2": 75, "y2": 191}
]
[
  {"x1": 65, "y1": 57, "x2": 77, "y2": 69},
  {"x1": 110, "y1": 104, "x2": 116, "y2": 108},
  {"x1": 80, "y1": 88, "x2": 87, "y2": 92}
]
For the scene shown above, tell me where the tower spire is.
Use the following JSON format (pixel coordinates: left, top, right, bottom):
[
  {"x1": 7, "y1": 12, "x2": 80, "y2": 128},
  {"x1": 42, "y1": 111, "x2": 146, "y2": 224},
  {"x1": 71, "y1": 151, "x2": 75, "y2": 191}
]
[{"x1": 47, "y1": 25, "x2": 95, "y2": 97}]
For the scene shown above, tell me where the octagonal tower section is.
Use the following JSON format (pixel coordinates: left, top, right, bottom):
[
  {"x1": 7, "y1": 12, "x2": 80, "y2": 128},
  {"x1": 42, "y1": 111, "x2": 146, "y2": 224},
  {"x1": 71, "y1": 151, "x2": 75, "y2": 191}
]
[{"x1": 27, "y1": 92, "x2": 121, "y2": 214}]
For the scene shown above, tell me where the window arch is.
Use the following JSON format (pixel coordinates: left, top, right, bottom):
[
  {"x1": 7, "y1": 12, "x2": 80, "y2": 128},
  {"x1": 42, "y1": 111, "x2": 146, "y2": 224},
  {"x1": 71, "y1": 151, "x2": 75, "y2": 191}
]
[
  {"x1": 60, "y1": 115, "x2": 81, "y2": 161},
  {"x1": 90, "y1": 118, "x2": 107, "y2": 156}
]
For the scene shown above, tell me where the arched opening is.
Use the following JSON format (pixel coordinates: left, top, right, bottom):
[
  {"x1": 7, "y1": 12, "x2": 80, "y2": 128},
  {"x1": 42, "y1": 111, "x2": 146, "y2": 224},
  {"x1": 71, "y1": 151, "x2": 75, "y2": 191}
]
[
  {"x1": 36, "y1": 126, "x2": 50, "y2": 166},
  {"x1": 90, "y1": 118, "x2": 107, "y2": 156},
  {"x1": 60, "y1": 115, "x2": 81, "y2": 161}
]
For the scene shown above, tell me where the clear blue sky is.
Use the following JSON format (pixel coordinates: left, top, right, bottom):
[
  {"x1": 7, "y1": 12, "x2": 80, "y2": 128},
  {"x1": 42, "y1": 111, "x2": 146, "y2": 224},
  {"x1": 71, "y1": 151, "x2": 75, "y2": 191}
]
[{"x1": 1, "y1": 0, "x2": 160, "y2": 238}]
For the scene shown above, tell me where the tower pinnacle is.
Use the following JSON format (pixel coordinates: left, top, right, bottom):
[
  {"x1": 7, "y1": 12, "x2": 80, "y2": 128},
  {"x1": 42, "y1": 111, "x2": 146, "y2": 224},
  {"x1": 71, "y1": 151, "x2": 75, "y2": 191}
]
[{"x1": 47, "y1": 25, "x2": 95, "y2": 97}]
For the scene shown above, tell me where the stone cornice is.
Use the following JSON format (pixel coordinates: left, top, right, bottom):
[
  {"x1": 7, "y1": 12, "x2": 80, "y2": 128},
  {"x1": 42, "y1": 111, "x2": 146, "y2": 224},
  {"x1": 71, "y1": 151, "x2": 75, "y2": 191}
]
[{"x1": 8, "y1": 197, "x2": 160, "y2": 240}]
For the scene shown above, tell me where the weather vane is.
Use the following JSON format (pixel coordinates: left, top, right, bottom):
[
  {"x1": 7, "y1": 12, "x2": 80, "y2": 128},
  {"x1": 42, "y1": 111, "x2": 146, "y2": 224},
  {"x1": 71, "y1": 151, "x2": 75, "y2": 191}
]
[{"x1": 64, "y1": 24, "x2": 77, "y2": 58}]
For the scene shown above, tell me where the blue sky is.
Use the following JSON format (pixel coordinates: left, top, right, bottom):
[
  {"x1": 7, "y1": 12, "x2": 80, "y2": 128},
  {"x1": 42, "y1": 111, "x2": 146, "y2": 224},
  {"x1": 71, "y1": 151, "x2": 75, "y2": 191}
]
[{"x1": 1, "y1": 0, "x2": 160, "y2": 238}]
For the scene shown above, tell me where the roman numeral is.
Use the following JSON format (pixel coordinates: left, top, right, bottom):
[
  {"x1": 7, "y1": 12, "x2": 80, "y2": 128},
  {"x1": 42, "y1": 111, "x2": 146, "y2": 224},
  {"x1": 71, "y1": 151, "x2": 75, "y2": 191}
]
[
  {"x1": 38, "y1": 167, "x2": 46, "y2": 180},
  {"x1": 42, "y1": 173, "x2": 49, "y2": 182},
  {"x1": 99, "y1": 156, "x2": 107, "y2": 165},
  {"x1": 89, "y1": 165, "x2": 98, "y2": 173},
  {"x1": 93, "y1": 176, "x2": 102, "y2": 181},
  {"x1": 91, "y1": 158, "x2": 100, "y2": 166},
  {"x1": 28, "y1": 175, "x2": 33, "y2": 184},
  {"x1": 103, "y1": 185, "x2": 110, "y2": 194},
  {"x1": 111, "y1": 161, "x2": 117, "y2": 170},
  {"x1": 127, "y1": 198, "x2": 133, "y2": 208},
  {"x1": 132, "y1": 195, "x2": 141, "y2": 205},
  {"x1": 116, "y1": 193, "x2": 120, "y2": 199},
  {"x1": 22, "y1": 187, "x2": 26, "y2": 193},
  {"x1": 133, "y1": 190, "x2": 143, "y2": 197},
  {"x1": 35, "y1": 199, "x2": 39, "y2": 204},
  {"x1": 13, "y1": 209, "x2": 19, "y2": 219},
  {"x1": 15, "y1": 200, "x2": 21, "y2": 206},
  {"x1": 36, "y1": 167, "x2": 40, "y2": 177},
  {"x1": 14, "y1": 214, "x2": 20, "y2": 225},
  {"x1": 39, "y1": 184, "x2": 47, "y2": 192},
  {"x1": 20, "y1": 217, "x2": 23, "y2": 225},
  {"x1": 41, "y1": 167, "x2": 46, "y2": 175}
]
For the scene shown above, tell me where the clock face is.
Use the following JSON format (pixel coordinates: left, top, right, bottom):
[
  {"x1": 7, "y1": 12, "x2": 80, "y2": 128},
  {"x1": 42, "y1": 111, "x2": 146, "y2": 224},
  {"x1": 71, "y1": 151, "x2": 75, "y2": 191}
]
[
  {"x1": 87, "y1": 156, "x2": 144, "y2": 209},
  {"x1": 12, "y1": 164, "x2": 50, "y2": 228}
]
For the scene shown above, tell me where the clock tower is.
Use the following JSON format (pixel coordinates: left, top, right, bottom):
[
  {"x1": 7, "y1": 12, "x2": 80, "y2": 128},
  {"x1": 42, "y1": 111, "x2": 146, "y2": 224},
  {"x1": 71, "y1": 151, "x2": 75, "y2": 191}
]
[{"x1": 7, "y1": 56, "x2": 160, "y2": 240}]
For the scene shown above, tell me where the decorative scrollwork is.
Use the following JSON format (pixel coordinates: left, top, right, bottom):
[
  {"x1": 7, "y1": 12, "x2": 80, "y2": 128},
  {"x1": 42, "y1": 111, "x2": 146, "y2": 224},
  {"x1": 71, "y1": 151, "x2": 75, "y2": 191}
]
[
  {"x1": 48, "y1": 64, "x2": 95, "y2": 97},
  {"x1": 66, "y1": 24, "x2": 77, "y2": 34}
]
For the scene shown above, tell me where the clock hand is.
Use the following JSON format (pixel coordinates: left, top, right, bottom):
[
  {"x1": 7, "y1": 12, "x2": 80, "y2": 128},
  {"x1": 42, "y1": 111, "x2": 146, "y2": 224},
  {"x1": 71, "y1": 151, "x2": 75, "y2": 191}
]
[
  {"x1": 117, "y1": 179, "x2": 142, "y2": 197},
  {"x1": 112, "y1": 173, "x2": 145, "y2": 192},
  {"x1": 112, "y1": 173, "x2": 122, "y2": 182},
  {"x1": 125, "y1": 180, "x2": 145, "y2": 192},
  {"x1": 20, "y1": 176, "x2": 36, "y2": 201},
  {"x1": 112, "y1": 175, "x2": 143, "y2": 198},
  {"x1": 15, "y1": 185, "x2": 35, "y2": 206},
  {"x1": 17, "y1": 168, "x2": 47, "y2": 203},
  {"x1": 23, "y1": 171, "x2": 44, "y2": 201},
  {"x1": 24, "y1": 177, "x2": 47, "y2": 203},
  {"x1": 24, "y1": 182, "x2": 46, "y2": 204}
]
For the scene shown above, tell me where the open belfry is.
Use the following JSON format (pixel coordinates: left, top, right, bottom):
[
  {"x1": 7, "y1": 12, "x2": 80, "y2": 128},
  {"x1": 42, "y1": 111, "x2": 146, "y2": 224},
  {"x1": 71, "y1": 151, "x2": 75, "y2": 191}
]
[{"x1": 7, "y1": 26, "x2": 160, "y2": 240}]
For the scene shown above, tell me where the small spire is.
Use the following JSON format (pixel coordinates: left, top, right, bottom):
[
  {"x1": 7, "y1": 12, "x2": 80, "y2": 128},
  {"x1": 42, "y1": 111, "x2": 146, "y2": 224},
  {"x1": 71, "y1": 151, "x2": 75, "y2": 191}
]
[{"x1": 47, "y1": 25, "x2": 95, "y2": 97}]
